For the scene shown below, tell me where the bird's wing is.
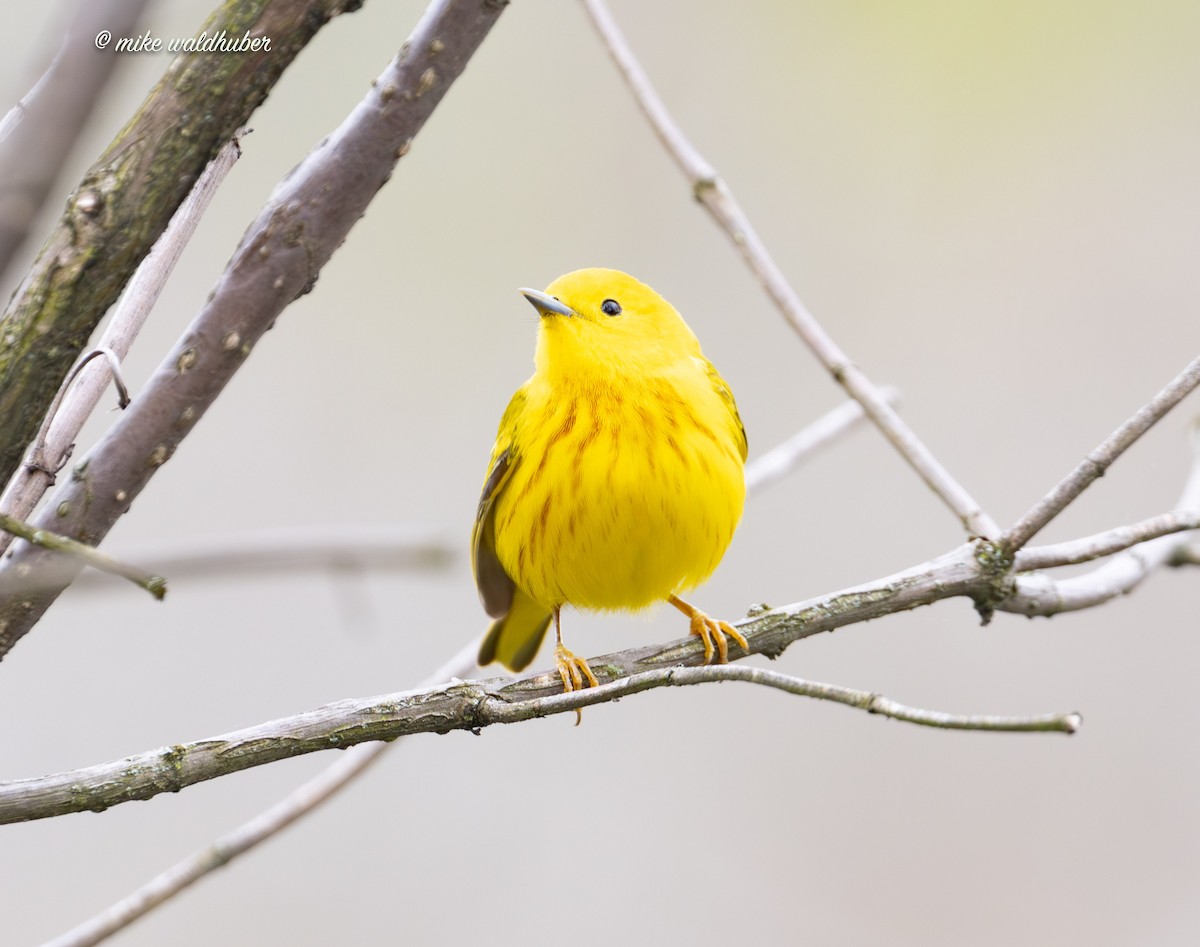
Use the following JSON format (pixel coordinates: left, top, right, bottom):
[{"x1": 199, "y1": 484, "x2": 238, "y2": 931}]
[
  {"x1": 472, "y1": 385, "x2": 555, "y2": 672},
  {"x1": 471, "y1": 387, "x2": 525, "y2": 618},
  {"x1": 703, "y1": 358, "x2": 748, "y2": 461}
]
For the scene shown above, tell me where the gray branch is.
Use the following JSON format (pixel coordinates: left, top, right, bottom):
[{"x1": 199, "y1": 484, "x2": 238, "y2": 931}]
[
  {"x1": 0, "y1": 0, "x2": 357, "y2": 489},
  {"x1": 1004, "y1": 421, "x2": 1200, "y2": 616},
  {"x1": 0, "y1": 654, "x2": 1079, "y2": 825},
  {"x1": 1014, "y1": 510, "x2": 1200, "y2": 571},
  {"x1": 11, "y1": 465, "x2": 1200, "y2": 825},
  {"x1": 0, "y1": 135, "x2": 245, "y2": 546},
  {"x1": 1001, "y1": 356, "x2": 1200, "y2": 552},
  {"x1": 0, "y1": 0, "x2": 509, "y2": 660},
  {"x1": 0, "y1": 513, "x2": 163, "y2": 598},
  {"x1": 70, "y1": 525, "x2": 455, "y2": 590}
]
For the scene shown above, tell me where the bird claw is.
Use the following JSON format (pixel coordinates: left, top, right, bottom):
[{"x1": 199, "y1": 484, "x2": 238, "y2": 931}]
[
  {"x1": 554, "y1": 643, "x2": 599, "y2": 692},
  {"x1": 688, "y1": 611, "x2": 749, "y2": 664}
]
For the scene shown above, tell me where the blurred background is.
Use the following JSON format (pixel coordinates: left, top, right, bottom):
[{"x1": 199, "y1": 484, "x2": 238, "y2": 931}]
[{"x1": 2, "y1": 1, "x2": 1198, "y2": 944}]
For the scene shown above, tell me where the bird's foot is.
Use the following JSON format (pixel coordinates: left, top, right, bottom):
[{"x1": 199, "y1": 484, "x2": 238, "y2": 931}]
[
  {"x1": 690, "y1": 612, "x2": 748, "y2": 664},
  {"x1": 670, "y1": 595, "x2": 748, "y2": 664},
  {"x1": 554, "y1": 643, "x2": 599, "y2": 692}
]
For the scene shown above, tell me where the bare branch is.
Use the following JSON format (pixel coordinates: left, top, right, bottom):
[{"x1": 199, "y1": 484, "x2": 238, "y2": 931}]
[
  {"x1": 0, "y1": 648, "x2": 1077, "y2": 825},
  {"x1": 42, "y1": 640, "x2": 484, "y2": 947},
  {"x1": 14, "y1": 346, "x2": 130, "y2": 495},
  {"x1": 1001, "y1": 356, "x2": 1200, "y2": 552},
  {"x1": 579, "y1": 0, "x2": 999, "y2": 540},
  {"x1": 744, "y1": 387, "x2": 900, "y2": 493},
  {"x1": 0, "y1": 0, "x2": 509, "y2": 661},
  {"x1": 0, "y1": 0, "x2": 153, "y2": 281},
  {"x1": 485, "y1": 664, "x2": 1081, "y2": 734},
  {"x1": 0, "y1": 0, "x2": 356, "y2": 488},
  {"x1": 1003, "y1": 418, "x2": 1200, "y2": 616},
  {"x1": 0, "y1": 135, "x2": 245, "y2": 548},
  {"x1": 1015, "y1": 510, "x2": 1200, "y2": 571},
  {"x1": 0, "y1": 513, "x2": 164, "y2": 599},
  {"x1": 70, "y1": 525, "x2": 455, "y2": 591}
]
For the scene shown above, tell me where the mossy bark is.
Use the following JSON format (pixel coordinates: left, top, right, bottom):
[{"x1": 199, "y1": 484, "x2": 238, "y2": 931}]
[{"x1": 0, "y1": 0, "x2": 360, "y2": 486}]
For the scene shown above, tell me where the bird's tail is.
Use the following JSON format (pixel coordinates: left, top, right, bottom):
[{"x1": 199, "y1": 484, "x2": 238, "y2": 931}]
[{"x1": 478, "y1": 588, "x2": 553, "y2": 672}]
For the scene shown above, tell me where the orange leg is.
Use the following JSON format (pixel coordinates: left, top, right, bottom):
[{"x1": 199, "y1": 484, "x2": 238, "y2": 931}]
[
  {"x1": 668, "y1": 594, "x2": 749, "y2": 664},
  {"x1": 552, "y1": 607, "x2": 599, "y2": 692}
]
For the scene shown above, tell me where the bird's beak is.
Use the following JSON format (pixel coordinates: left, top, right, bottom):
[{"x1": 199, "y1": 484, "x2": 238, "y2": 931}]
[{"x1": 519, "y1": 288, "x2": 575, "y2": 318}]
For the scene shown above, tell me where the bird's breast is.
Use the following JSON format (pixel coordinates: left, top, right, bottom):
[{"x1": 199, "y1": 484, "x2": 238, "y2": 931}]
[{"x1": 493, "y1": 374, "x2": 745, "y2": 611}]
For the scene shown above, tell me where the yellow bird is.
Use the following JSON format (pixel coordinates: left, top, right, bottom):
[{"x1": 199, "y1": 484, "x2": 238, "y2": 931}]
[{"x1": 472, "y1": 268, "x2": 748, "y2": 691}]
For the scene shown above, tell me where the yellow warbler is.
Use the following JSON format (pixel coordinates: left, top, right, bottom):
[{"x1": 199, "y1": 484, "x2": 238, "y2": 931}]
[{"x1": 472, "y1": 268, "x2": 748, "y2": 691}]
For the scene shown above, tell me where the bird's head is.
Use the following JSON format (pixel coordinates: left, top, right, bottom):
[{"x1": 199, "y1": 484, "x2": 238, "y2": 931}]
[{"x1": 522, "y1": 268, "x2": 701, "y2": 376}]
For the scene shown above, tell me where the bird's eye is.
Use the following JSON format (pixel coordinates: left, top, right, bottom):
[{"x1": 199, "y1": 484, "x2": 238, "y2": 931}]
[{"x1": 601, "y1": 299, "x2": 622, "y2": 316}]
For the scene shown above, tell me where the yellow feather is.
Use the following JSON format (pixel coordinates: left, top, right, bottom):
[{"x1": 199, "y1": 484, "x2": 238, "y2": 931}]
[{"x1": 471, "y1": 268, "x2": 746, "y2": 676}]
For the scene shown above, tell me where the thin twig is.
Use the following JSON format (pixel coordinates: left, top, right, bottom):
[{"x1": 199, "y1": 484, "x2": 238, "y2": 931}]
[
  {"x1": 579, "y1": 0, "x2": 999, "y2": 540},
  {"x1": 23, "y1": 346, "x2": 130, "y2": 475},
  {"x1": 485, "y1": 664, "x2": 1081, "y2": 734},
  {"x1": 0, "y1": 514, "x2": 164, "y2": 599},
  {"x1": 41, "y1": 640, "x2": 484, "y2": 947},
  {"x1": 744, "y1": 387, "x2": 900, "y2": 493},
  {"x1": 0, "y1": 655, "x2": 1077, "y2": 825},
  {"x1": 1004, "y1": 417, "x2": 1200, "y2": 616},
  {"x1": 1015, "y1": 510, "x2": 1200, "y2": 571},
  {"x1": 1001, "y1": 356, "x2": 1200, "y2": 553},
  {"x1": 0, "y1": 135, "x2": 245, "y2": 548},
  {"x1": 70, "y1": 525, "x2": 455, "y2": 591}
]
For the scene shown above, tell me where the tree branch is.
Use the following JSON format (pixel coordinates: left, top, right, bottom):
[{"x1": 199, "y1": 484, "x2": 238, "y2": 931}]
[
  {"x1": 69, "y1": 525, "x2": 455, "y2": 591},
  {"x1": 744, "y1": 386, "x2": 900, "y2": 493},
  {"x1": 0, "y1": 0, "x2": 509, "y2": 661},
  {"x1": 0, "y1": 134, "x2": 245, "y2": 548},
  {"x1": 579, "y1": 0, "x2": 999, "y2": 540},
  {"x1": 1003, "y1": 420, "x2": 1200, "y2": 616},
  {"x1": 0, "y1": 654, "x2": 1078, "y2": 825},
  {"x1": 0, "y1": 513, "x2": 164, "y2": 599},
  {"x1": 20, "y1": 433, "x2": 1195, "y2": 826},
  {"x1": 1014, "y1": 510, "x2": 1200, "y2": 571},
  {"x1": 483, "y1": 664, "x2": 1080, "y2": 734},
  {"x1": 0, "y1": 0, "x2": 358, "y2": 489},
  {"x1": 1000, "y1": 355, "x2": 1200, "y2": 553}
]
